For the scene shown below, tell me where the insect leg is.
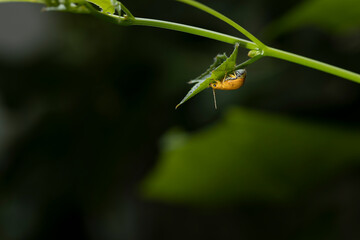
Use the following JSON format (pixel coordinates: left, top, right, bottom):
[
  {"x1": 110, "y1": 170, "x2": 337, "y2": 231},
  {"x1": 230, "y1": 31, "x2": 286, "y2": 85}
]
[{"x1": 212, "y1": 88, "x2": 217, "y2": 110}]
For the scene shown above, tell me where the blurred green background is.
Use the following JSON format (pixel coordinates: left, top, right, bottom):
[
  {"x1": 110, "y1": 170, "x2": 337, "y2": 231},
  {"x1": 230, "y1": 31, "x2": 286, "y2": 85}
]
[{"x1": 0, "y1": 0, "x2": 359, "y2": 239}]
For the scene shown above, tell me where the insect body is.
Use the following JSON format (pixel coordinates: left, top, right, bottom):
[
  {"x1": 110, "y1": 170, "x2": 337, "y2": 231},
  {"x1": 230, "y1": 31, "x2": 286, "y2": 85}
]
[
  {"x1": 209, "y1": 69, "x2": 247, "y2": 109},
  {"x1": 211, "y1": 69, "x2": 246, "y2": 90}
]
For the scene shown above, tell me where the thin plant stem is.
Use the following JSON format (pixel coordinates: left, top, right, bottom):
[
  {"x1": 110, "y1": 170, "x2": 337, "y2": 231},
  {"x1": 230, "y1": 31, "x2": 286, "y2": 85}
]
[
  {"x1": 178, "y1": 0, "x2": 266, "y2": 49},
  {"x1": 120, "y1": 2, "x2": 134, "y2": 18},
  {"x1": 132, "y1": 17, "x2": 258, "y2": 50},
  {"x1": 84, "y1": 5, "x2": 258, "y2": 49},
  {"x1": 86, "y1": 9, "x2": 360, "y2": 83},
  {"x1": 264, "y1": 47, "x2": 360, "y2": 83}
]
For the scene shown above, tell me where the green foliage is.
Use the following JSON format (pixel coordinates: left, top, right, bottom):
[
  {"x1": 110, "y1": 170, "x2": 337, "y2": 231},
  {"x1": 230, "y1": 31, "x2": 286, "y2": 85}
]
[
  {"x1": 87, "y1": 0, "x2": 115, "y2": 14},
  {"x1": 0, "y1": 0, "x2": 359, "y2": 88},
  {"x1": 0, "y1": 0, "x2": 45, "y2": 3},
  {"x1": 265, "y1": 0, "x2": 360, "y2": 38},
  {"x1": 141, "y1": 108, "x2": 360, "y2": 205},
  {"x1": 0, "y1": 0, "x2": 116, "y2": 14},
  {"x1": 175, "y1": 44, "x2": 239, "y2": 109}
]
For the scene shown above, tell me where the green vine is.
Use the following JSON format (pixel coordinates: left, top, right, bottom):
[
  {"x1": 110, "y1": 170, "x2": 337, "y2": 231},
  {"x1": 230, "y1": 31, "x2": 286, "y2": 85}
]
[
  {"x1": 83, "y1": 0, "x2": 360, "y2": 83},
  {"x1": 1, "y1": 0, "x2": 359, "y2": 83}
]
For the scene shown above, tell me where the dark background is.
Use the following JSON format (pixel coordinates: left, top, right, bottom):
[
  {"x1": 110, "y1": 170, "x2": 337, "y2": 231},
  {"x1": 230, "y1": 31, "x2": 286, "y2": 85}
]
[{"x1": 0, "y1": 0, "x2": 359, "y2": 239}]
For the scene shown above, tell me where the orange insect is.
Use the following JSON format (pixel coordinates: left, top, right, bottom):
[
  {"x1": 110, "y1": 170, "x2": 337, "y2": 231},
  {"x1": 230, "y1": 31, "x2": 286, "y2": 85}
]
[{"x1": 210, "y1": 69, "x2": 246, "y2": 109}]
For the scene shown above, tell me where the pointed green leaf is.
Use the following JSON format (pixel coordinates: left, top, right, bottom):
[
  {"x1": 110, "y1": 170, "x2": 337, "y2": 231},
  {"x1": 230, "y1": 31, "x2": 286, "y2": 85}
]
[
  {"x1": 209, "y1": 43, "x2": 239, "y2": 80},
  {"x1": 175, "y1": 75, "x2": 210, "y2": 109},
  {"x1": 176, "y1": 43, "x2": 239, "y2": 109}
]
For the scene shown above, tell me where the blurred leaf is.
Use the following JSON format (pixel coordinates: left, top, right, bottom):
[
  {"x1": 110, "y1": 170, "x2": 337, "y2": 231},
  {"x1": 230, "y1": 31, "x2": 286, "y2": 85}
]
[
  {"x1": 0, "y1": 0, "x2": 94, "y2": 13},
  {"x1": 41, "y1": 0, "x2": 91, "y2": 13},
  {"x1": 176, "y1": 44, "x2": 239, "y2": 109},
  {"x1": 141, "y1": 108, "x2": 360, "y2": 206},
  {"x1": 0, "y1": 0, "x2": 45, "y2": 3},
  {"x1": 265, "y1": 0, "x2": 360, "y2": 38}
]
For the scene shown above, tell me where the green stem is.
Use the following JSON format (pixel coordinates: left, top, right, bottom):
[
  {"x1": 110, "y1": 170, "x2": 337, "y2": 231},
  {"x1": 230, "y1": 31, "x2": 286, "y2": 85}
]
[
  {"x1": 85, "y1": 7, "x2": 257, "y2": 49},
  {"x1": 178, "y1": 0, "x2": 266, "y2": 49},
  {"x1": 120, "y1": 2, "x2": 134, "y2": 18},
  {"x1": 132, "y1": 17, "x2": 258, "y2": 50},
  {"x1": 264, "y1": 47, "x2": 360, "y2": 84},
  {"x1": 88, "y1": 11, "x2": 360, "y2": 83}
]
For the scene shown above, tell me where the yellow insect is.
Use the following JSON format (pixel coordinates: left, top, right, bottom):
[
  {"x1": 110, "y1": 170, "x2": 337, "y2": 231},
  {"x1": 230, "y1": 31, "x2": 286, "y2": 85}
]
[{"x1": 210, "y1": 69, "x2": 247, "y2": 109}]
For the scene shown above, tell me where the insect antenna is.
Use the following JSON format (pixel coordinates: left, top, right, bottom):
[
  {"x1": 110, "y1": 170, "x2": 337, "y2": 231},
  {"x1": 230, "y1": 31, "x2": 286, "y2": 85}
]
[{"x1": 212, "y1": 88, "x2": 217, "y2": 110}]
